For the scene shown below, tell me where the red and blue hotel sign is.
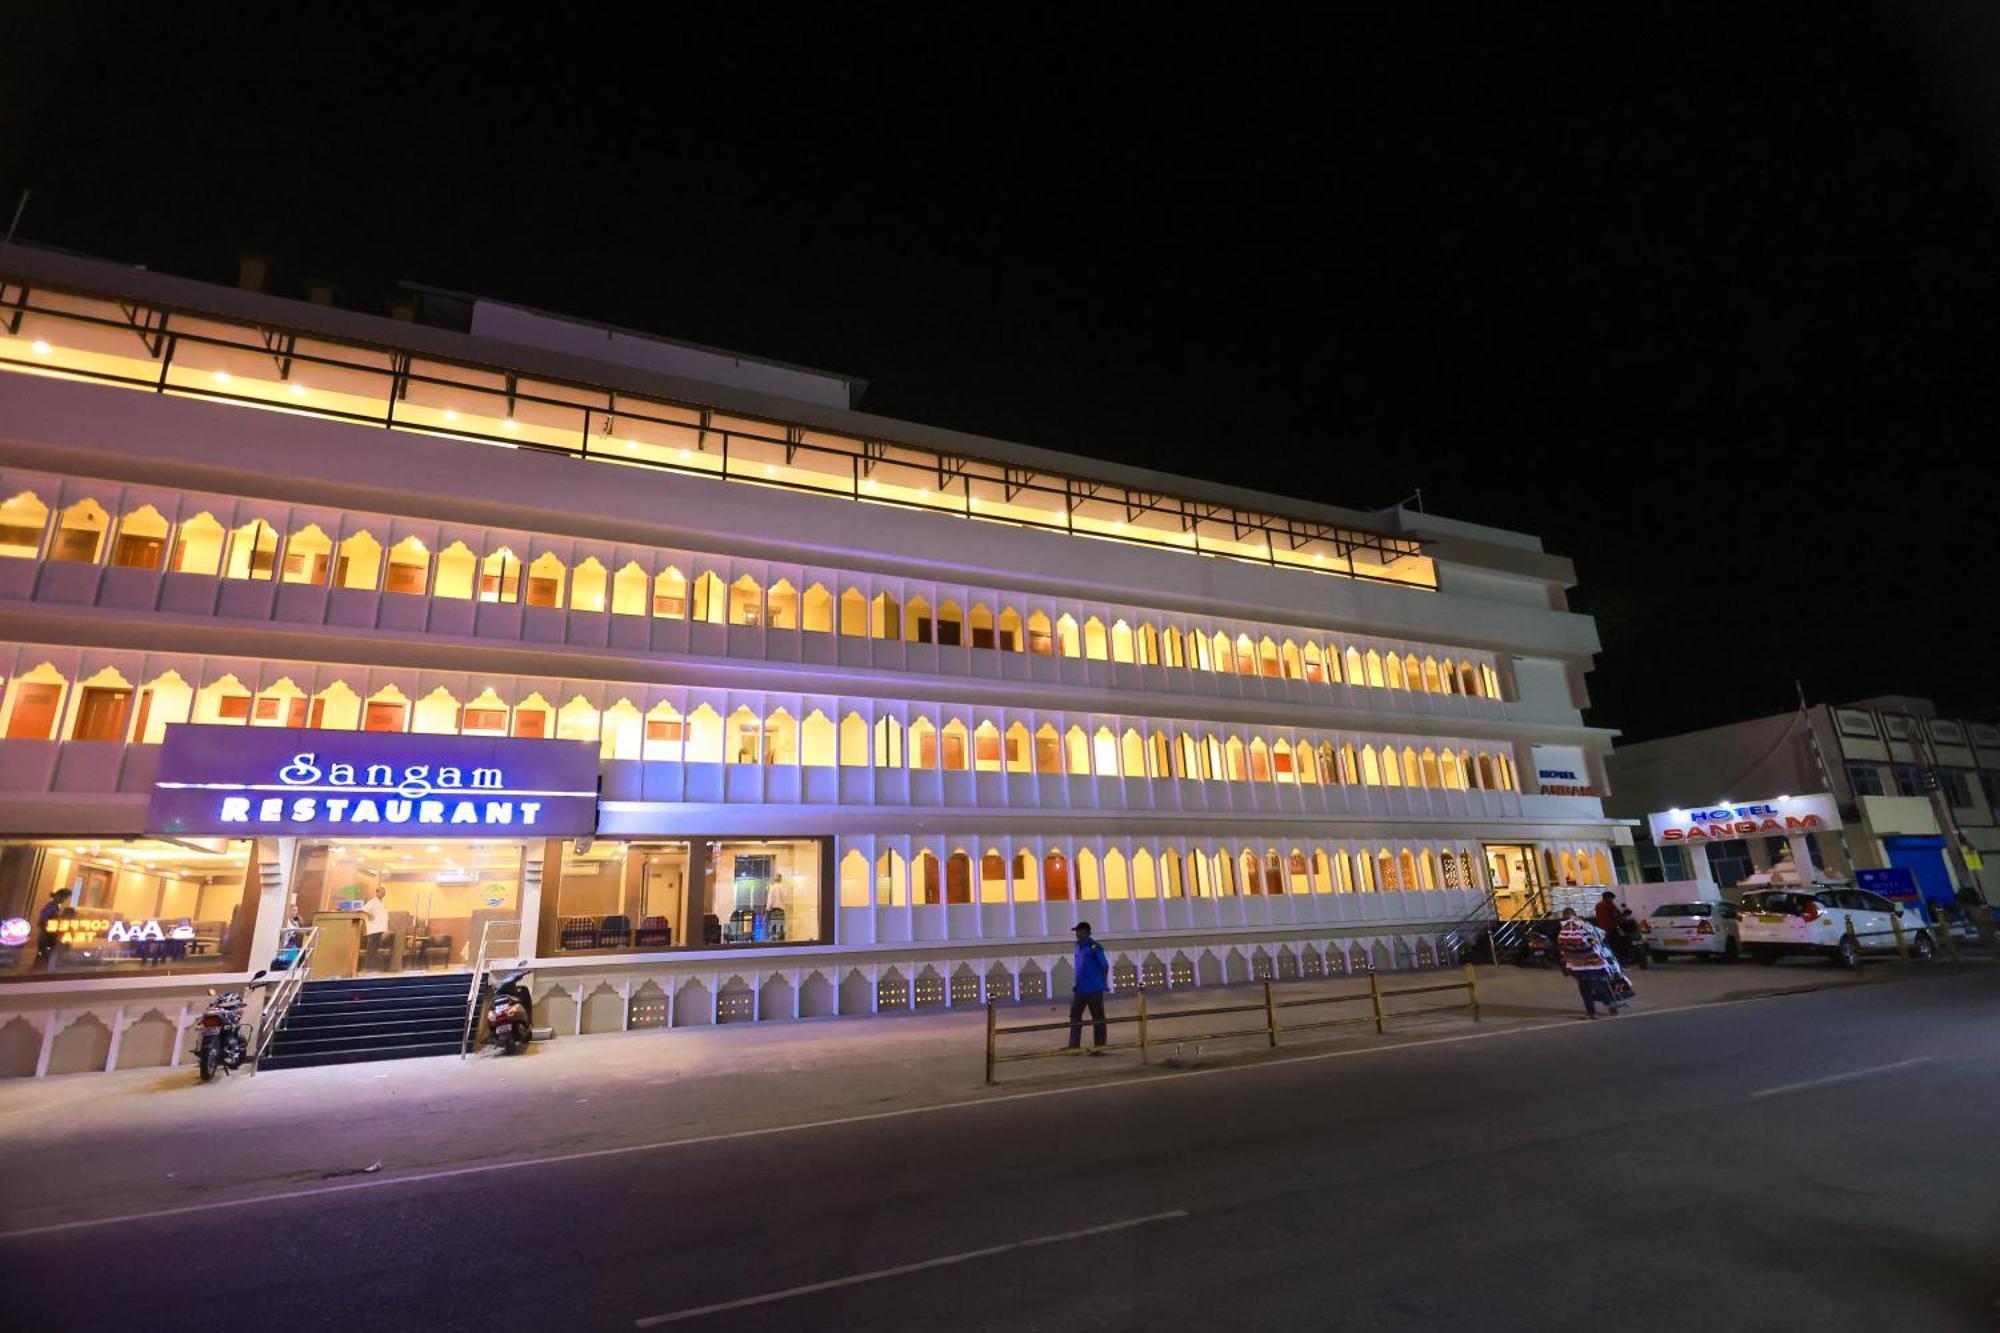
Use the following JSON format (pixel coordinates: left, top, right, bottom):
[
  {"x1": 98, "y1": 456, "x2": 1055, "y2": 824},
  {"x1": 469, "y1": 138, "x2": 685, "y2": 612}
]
[{"x1": 147, "y1": 725, "x2": 600, "y2": 838}]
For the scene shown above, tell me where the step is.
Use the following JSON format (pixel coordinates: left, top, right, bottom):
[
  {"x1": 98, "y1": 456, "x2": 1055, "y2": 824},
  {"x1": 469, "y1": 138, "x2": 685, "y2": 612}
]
[
  {"x1": 288, "y1": 995, "x2": 468, "y2": 1017},
  {"x1": 258, "y1": 1039, "x2": 464, "y2": 1071},
  {"x1": 267, "y1": 1024, "x2": 465, "y2": 1057},
  {"x1": 299, "y1": 975, "x2": 472, "y2": 998},
  {"x1": 281, "y1": 1004, "x2": 466, "y2": 1030}
]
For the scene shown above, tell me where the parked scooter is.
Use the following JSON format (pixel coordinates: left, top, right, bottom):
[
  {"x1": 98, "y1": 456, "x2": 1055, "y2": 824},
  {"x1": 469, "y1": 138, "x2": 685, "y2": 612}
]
[
  {"x1": 484, "y1": 969, "x2": 534, "y2": 1055},
  {"x1": 194, "y1": 970, "x2": 268, "y2": 1082}
]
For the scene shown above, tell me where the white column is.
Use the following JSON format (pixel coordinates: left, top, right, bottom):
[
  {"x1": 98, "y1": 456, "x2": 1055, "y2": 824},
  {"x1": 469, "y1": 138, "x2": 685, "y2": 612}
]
[
  {"x1": 243, "y1": 836, "x2": 295, "y2": 976},
  {"x1": 1687, "y1": 841, "x2": 1716, "y2": 888},
  {"x1": 1786, "y1": 833, "x2": 1817, "y2": 879}
]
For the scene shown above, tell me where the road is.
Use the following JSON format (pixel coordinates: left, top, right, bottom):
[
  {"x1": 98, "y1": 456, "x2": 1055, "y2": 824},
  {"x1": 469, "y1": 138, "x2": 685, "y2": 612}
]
[{"x1": 3, "y1": 969, "x2": 1996, "y2": 1332}]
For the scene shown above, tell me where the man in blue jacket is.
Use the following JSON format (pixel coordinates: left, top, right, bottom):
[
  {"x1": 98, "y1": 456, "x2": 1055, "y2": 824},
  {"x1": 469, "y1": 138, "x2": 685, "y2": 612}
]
[{"x1": 1068, "y1": 921, "x2": 1111, "y2": 1054}]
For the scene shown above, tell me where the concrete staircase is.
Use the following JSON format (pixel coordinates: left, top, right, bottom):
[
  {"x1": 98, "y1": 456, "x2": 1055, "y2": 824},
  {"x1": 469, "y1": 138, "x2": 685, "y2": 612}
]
[{"x1": 259, "y1": 972, "x2": 471, "y2": 1070}]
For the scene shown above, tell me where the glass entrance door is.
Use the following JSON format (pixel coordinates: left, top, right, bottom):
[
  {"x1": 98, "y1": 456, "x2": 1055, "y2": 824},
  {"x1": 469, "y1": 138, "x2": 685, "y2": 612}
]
[
  {"x1": 292, "y1": 841, "x2": 525, "y2": 973},
  {"x1": 1484, "y1": 843, "x2": 1546, "y2": 918}
]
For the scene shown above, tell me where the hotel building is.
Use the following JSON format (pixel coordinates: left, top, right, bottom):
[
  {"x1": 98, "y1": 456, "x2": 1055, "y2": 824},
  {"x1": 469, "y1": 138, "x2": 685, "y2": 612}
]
[{"x1": 0, "y1": 241, "x2": 1620, "y2": 1075}]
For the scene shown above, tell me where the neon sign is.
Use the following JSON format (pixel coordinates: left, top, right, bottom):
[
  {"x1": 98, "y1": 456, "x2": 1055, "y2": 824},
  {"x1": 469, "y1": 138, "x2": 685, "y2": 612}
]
[
  {"x1": 0, "y1": 918, "x2": 30, "y2": 947},
  {"x1": 149, "y1": 726, "x2": 600, "y2": 837}
]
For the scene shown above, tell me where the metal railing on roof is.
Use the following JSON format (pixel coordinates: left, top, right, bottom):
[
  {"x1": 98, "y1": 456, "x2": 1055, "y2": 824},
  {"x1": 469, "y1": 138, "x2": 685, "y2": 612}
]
[{"x1": 0, "y1": 272, "x2": 1435, "y2": 589}]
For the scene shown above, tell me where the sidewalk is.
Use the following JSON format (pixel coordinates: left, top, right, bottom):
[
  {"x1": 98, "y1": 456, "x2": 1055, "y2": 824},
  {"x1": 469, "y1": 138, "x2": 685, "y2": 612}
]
[{"x1": 0, "y1": 955, "x2": 1974, "y2": 1233}]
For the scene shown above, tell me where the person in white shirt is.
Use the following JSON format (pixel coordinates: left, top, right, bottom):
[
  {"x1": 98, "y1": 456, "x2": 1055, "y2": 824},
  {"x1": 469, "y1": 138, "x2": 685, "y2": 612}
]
[{"x1": 360, "y1": 887, "x2": 393, "y2": 970}]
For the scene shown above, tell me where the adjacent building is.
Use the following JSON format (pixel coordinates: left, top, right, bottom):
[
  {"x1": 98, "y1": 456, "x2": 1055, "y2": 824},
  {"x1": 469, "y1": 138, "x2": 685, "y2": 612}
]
[
  {"x1": 0, "y1": 240, "x2": 1619, "y2": 1075},
  {"x1": 1605, "y1": 695, "x2": 1997, "y2": 907}
]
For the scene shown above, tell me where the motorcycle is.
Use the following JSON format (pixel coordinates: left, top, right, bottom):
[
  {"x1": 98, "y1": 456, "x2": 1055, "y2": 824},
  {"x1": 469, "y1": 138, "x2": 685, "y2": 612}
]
[
  {"x1": 484, "y1": 969, "x2": 534, "y2": 1055},
  {"x1": 194, "y1": 970, "x2": 268, "y2": 1082}
]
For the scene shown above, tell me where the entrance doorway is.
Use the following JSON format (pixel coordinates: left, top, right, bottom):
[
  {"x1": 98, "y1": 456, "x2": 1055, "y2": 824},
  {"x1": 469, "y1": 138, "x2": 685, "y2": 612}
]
[
  {"x1": 1484, "y1": 843, "x2": 1546, "y2": 917},
  {"x1": 291, "y1": 840, "x2": 527, "y2": 975}
]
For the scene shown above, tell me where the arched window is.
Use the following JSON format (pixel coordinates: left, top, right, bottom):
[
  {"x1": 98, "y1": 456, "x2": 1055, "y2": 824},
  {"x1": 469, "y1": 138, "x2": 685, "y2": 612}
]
[
  {"x1": 1056, "y1": 615, "x2": 1081, "y2": 658},
  {"x1": 1162, "y1": 625, "x2": 1184, "y2": 668},
  {"x1": 904, "y1": 596, "x2": 932, "y2": 643},
  {"x1": 600, "y1": 699, "x2": 643, "y2": 759},
  {"x1": 767, "y1": 579, "x2": 797, "y2": 629},
  {"x1": 1360, "y1": 745, "x2": 1382, "y2": 785},
  {"x1": 997, "y1": 606, "x2": 1023, "y2": 652},
  {"x1": 1421, "y1": 748, "x2": 1443, "y2": 788},
  {"x1": 610, "y1": 561, "x2": 648, "y2": 615},
  {"x1": 1360, "y1": 650, "x2": 1383, "y2": 688},
  {"x1": 1482, "y1": 664, "x2": 1503, "y2": 700},
  {"x1": 725, "y1": 707, "x2": 761, "y2": 764},
  {"x1": 1044, "y1": 850, "x2": 1071, "y2": 901},
  {"x1": 870, "y1": 591, "x2": 899, "y2": 639},
  {"x1": 378, "y1": 535, "x2": 426, "y2": 594},
  {"x1": 913, "y1": 850, "x2": 941, "y2": 905},
  {"x1": 1160, "y1": 850, "x2": 1182, "y2": 898},
  {"x1": 1148, "y1": 729, "x2": 1170, "y2": 778},
  {"x1": 1103, "y1": 848, "x2": 1129, "y2": 900},
  {"x1": 839, "y1": 711, "x2": 869, "y2": 766},
  {"x1": 727, "y1": 574, "x2": 762, "y2": 626},
  {"x1": 1384, "y1": 653, "x2": 1406, "y2": 690},
  {"x1": 690, "y1": 571, "x2": 725, "y2": 624},
  {"x1": 325, "y1": 530, "x2": 379, "y2": 590},
  {"x1": 1440, "y1": 750, "x2": 1463, "y2": 789},
  {"x1": 643, "y1": 702, "x2": 683, "y2": 760},
  {"x1": 509, "y1": 690, "x2": 551, "y2": 739},
  {"x1": 1240, "y1": 849, "x2": 1263, "y2": 896},
  {"x1": 105, "y1": 504, "x2": 169, "y2": 569},
  {"x1": 1287, "y1": 849, "x2": 1312, "y2": 893},
  {"x1": 1404, "y1": 655, "x2": 1422, "y2": 689},
  {"x1": 935, "y1": 601, "x2": 962, "y2": 647},
  {"x1": 476, "y1": 546, "x2": 520, "y2": 603},
  {"x1": 281, "y1": 523, "x2": 331, "y2": 583},
  {"x1": 412, "y1": 686, "x2": 461, "y2": 735},
  {"x1": 839, "y1": 850, "x2": 871, "y2": 907},
  {"x1": 1026, "y1": 611, "x2": 1053, "y2": 655},
  {"x1": 1235, "y1": 635, "x2": 1257, "y2": 674},
  {"x1": 1381, "y1": 747, "x2": 1403, "y2": 786},
  {"x1": 525, "y1": 552, "x2": 566, "y2": 607},
  {"x1": 1121, "y1": 728, "x2": 1147, "y2": 778},
  {"x1": 1212, "y1": 632, "x2": 1234, "y2": 673},
  {"x1": 1174, "y1": 732, "x2": 1198, "y2": 780},
  {"x1": 1092, "y1": 726, "x2": 1120, "y2": 777},
  {"x1": 1012, "y1": 849, "x2": 1040, "y2": 901},
  {"x1": 427, "y1": 540, "x2": 474, "y2": 599},
  {"x1": 1133, "y1": 850, "x2": 1158, "y2": 899},
  {"x1": 1110, "y1": 621, "x2": 1134, "y2": 663},
  {"x1": 908, "y1": 717, "x2": 938, "y2": 770},
  {"x1": 1273, "y1": 739, "x2": 1296, "y2": 783},
  {"x1": 1496, "y1": 752, "x2": 1517, "y2": 790},
  {"x1": 63, "y1": 666, "x2": 134, "y2": 741},
  {"x1": 0, "y1": 663, "x2": 67, "y2": 740},
  {"x1": 683, "y1": 703, "x2": 722, "y2": 762},
  {"x1": 802, "y1": 582, "x2": 833, "y2": 632},
  {"x1": 224, "y1": 519, "x2": 279, "y2": 581},
  {"x1": 1258, "y1": 637, "x2": 1280, "y2": 678},
  {"x1": 1064, "y1": 725, "x2": 1090, "y2": 775},
  {"x1": 1461, "y1": 662, "x2": 1480, "y2": 695},
  {"x1": 1202, "y1": 733, "x2": 1224, "y2": 781},
  {"x1": 1034, "y1": 723, "x2": 1063, "y2": 774},
  {"x1": 361, "y1": 683, "x2": 410, "y2": 733},
  {"x1": 1477, "y1": 753, "x2": 1496, "y2": 789},
  {"x1": 981, "y1": 850, "x2": 1008, "y2": 903},
  {"x1": 49, "y1": 499, "x2": 110, "y2": 564},
  {"x1": 1281, "y1": 640, "x2": 1304, "y2": 680},
  {"x1": 454, "y1": 688, "x2": 506, "y2": 737},
  {"x1": 1399, "y1": 848, "x2": 1420, "y2": 891},
  {"x1": 839, "y1": 588, "x2": 868, "y2": 636},
  {"x1": 132, "y1": 669, "x2": 194, "y2": 743},
  {"x1": 1249, "y1": 738, "x2": 1273, "y2": 782},
  {"x1": 801, "y1": 709, "x2": 835, "y2": 766},
  {"x1": 1314, "y1": 848, "x2": 1334, "y2": 894},
  {"x1": 1422, "y1": 657, "x2": 1442, "y2": 693},
  {"x1": 1302, "y1": 642, "x2": 1325, "y2": 682},
  {"x1": 1419, "y1": 849, "x2": 1439, "y2": 891},
  {"x1": 554, "y1": 694, "x2": 600, "y2": 744},
  {"x1": 873, "y1": 715, "x2": 904, "y2": 768},
  {"x1": 974, "y1": 719, "x2": 1002, "y2": 772},
  {"x1": 996, "y1": 720, "x2": 1025, "y2": 773},
  {"x1": 0, "y1": 491, "x2": 49, "y2": 559},
  {"x1": 940, "y1": 718, "x2": 970, "y2": 771},
  {"x1": 945, "y1": 851, "x2": 972, "y2": 904},
  {"x1": 1402, "y1": 746, "x2": 1421, "y2": 787},
  {"x1": 1076, "y1": 848, "x2": 1101, "y2": 901},
  {"x1": 968, "y1": 603, "x2": 996, "y2": 649},
  {"x1": 1225, "y1": 735, "x2": 1248, "y2": 781},
  {"x1": 876, "y1": 850, "x2": 908, "y2": 906},
  {"x1": 1083, "y1": 617, "x2": 1108, "y2": 660},
  {"x1": 653, "y1": 566, "x2": 688, "y2": 618}
]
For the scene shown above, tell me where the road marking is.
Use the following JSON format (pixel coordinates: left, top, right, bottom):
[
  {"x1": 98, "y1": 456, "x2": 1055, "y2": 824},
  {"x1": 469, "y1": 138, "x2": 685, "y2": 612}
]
[
  {"x1": 0, "y1": 986, "x2": 1868, "y2": 1241},
  {"x1": 632, "y1": 1209, "x2": 1188, "y2": 1327},
  {"x1": 1749, "y1": 1056, "x2": 1931, "y2": 1100}
]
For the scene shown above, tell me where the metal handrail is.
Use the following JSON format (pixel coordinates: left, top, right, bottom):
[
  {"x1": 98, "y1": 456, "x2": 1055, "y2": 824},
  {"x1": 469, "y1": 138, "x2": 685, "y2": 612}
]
[
  {"x1": 252, "y1": 926, "x2": 319, "y2": 1069},
  {"x1": 1441, "y1": 885, "x2": 1550, "y2": 964},
  {"x1": 459, "y1": 918, "x2": 523, "y2": 1057}
]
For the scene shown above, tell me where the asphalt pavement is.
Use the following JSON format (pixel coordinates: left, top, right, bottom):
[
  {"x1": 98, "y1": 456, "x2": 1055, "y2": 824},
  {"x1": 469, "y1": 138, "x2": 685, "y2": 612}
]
[{"x1": 2, "y1": 965, "x2": 1996, "y2": 1332}]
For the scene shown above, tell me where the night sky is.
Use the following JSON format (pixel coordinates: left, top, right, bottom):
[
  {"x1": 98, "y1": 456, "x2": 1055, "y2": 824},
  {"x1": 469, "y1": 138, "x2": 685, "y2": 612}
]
[{"x1": 4, "y1": 6, "x2": 1997, "y2": 743}]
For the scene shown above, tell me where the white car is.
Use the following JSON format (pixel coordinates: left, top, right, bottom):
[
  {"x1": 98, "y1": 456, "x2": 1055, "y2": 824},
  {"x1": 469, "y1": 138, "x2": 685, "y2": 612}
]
[
  {"x1": 1644, "y1": 900, "x2": 1740, "y2": 961},
  {"x1": 1739, "y1": 886, "x2": 1936, "y2": 967}
]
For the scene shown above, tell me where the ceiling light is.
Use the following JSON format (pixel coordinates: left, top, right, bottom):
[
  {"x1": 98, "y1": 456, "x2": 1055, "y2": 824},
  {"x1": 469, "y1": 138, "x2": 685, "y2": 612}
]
[
  {"x1": 678, "y1": 447, "x2": 691, "y2": 460},
  {"x1": 212, "y1": 370, "x2": 231, "y2": 384},
  {"x1": 31, "y1": 339, "x2": 51, "y2": 355},
  {"x1": 764, "y1": 464, "x2": 775, "y2": 475},
  {"x1": 862, "y1": 478, "x2": 878, "y2": 491},
  {"x1": 288, "y1": 383, "x2": 306, "y2": 397},
  {"x1": 426, "y1": 845, "x2": 440, "y2": 853},
  {"x1": 443, "y1": 409, "x2": 458, "y2": 422},
  {"x1": 502, "y1": 419, "x2": 518, "y2": 432},
  {"x1": 625, "y1": 440, "x2": 638, "y2": 452}
]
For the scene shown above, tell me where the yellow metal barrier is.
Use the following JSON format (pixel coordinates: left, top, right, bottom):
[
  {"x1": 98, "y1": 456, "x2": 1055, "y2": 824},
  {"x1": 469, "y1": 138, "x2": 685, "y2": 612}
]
[{"x1": 984, "y1": 964, "x2": 1483, "y2": 1085}]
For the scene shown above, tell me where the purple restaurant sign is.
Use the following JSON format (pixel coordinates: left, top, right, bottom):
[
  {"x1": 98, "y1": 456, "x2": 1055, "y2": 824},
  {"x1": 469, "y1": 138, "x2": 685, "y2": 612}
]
[{"x1": 148, "y1": 725, "x2": 600, "y2": 838}]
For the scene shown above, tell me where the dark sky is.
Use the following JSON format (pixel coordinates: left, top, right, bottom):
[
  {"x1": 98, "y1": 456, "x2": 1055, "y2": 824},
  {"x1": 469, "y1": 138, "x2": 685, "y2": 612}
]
[{"x1": 4, "y1": 5, "x2": 1998, "y2": 743}]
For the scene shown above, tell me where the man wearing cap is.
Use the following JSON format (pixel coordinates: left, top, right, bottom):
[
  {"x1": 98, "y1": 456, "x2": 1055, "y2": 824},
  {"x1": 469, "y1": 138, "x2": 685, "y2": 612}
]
[{"x1": 1068, "y1": 920, "x2": 1111, "y2": 1054}]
